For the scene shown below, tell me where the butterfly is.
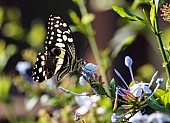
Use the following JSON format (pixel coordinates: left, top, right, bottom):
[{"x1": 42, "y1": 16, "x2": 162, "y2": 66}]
[{"x1": 32, "y1": 14, "x2": 84, "y2": 82}]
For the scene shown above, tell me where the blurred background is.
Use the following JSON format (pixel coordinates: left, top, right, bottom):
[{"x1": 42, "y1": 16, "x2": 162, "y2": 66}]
[{"x1": 0, "y1": 0, "x2": 169, "y2": 123}]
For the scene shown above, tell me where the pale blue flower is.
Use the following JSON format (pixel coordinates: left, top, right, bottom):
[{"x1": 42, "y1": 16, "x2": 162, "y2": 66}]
[
  {"x1": 15, "y1": 61, "x2": 31, "y2": 74},
  {"x1": 128, "y1": 111, "x2": 148, "y2": 123},
  {"x1": 15, "y1": 61, "x2": 32, "y2": 82},
  {"x1": 79, "y1": 63, "x2": 99, "y2": 86},
  {"x1": 75, "y1": 92, "x2": 100, "y2": 115},
  {"x1": 79, "y1": 76, "x2": 87, "y2": 86},
  {"x1": 111, "y1": 112, "x2": 128, "y2": 123},
  {"x1": 125, "y1": 56, "x2": 133, "y2": 67},
  {"x1": 125, "y1": 56, "x2": 135, "y2": 83},
  {"x1": 130, "y1": 82, "x2": 152, "y2": 97},
  {"x1": 82, "y1": 63, "x2": 99, "y2": 75},
  {"x1": 147, "y1": 112, "x2": 170, "y2": 123}
]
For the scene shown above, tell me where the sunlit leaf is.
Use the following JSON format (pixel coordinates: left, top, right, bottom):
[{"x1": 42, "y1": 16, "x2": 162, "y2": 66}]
[{"x1": 150, "y1": 2, "x2": 156, "y2": 29}]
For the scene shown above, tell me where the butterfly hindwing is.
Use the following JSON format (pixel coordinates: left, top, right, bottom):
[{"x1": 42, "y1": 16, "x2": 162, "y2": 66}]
[{"x1": 32, "y1": 14, "x2": 79, "y2": 82}]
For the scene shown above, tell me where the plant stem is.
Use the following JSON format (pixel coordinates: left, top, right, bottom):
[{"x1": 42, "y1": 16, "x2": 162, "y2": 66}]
[
  {"x1": 77, "y1": 0, "x2": 109, "y2": 89},
  {"x1": 155, "y1": 13, "x2": 170, "y2": 88}
]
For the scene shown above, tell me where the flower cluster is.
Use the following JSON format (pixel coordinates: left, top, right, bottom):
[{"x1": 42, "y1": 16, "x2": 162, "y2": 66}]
[
  {"x1": 111, "y1": 56, "x2": 164, "y2": 122},
  {"x1": 160, "y1": 3, "x2": 170, "y2": 23},
  {"x1": 58, "y1": 56, "x2": 166, "y2": 122}
]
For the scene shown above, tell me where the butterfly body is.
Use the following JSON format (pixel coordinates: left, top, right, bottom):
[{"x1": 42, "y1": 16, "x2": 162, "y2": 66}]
[{"x1": 32, "y1": 15, "x2": 83, "y2": 82}]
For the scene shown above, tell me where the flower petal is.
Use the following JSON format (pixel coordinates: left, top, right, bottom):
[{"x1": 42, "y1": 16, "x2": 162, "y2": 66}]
[
  {"x1": 75, "y1": 106, "x2": 90, "y2": 115},
  {"x1": 79, "y1": 76, "x2": 87, "y2": 86},
  {"x1": 125, "y1": 56, "x2": 133, "y2": 67},
  {"x1": 130, "y1": 84, "x2": 143, "y2": 97},
  {"x1": 143, "y1": 86, "x2": 152, "y2": 94}
]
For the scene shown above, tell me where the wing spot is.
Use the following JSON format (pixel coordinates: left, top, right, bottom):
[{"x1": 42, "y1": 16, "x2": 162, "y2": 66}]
[
  {"x1": 57, "y1": 34, "x2": 61, "y2": 37},
  {"x1": 39, "y1": 67, "x2": 43, "y2": 73},
  {"x1": 48, "y1": 41, "x2": 52, "y2": 44},
  {"x1": 43, "y1": 71, "x2": 46, "y2": 76},
  {"x1": 56, "y1": 20, "x2": 59, "y2": 24},
  {"x1": 40, "y1": 55, "x2": 45, "y2": 60},
  {"x1": 54, "y1": 24, "x2": 59, "y2": 28},
  {"x1": 63, "y1": 35, "x2": 67, "y2": 41},
  {"x1": 57, "y1": 29, "x2": 62, "y2": 33},
  {"x1": 50, "y1": 36, "x2": 54, "y2": 40},
  {"x1": 55, "y1": 43, "x2": 65, "y2": 47},
  {"x1": 51, "y1": 31, "x2": 54, "y2": 35},
  {"x1": 57, "y1": 38, "x2": 62, "y2": 42},
  {"x1": 54, "y1": 16, "x2": 60, "y2": 19},
  {"x1": 68, "y1": 38, "x2": 73, "y2": 42},
  {"x1": 63, "y1": 23, "x2": 67, "y2": 27}
]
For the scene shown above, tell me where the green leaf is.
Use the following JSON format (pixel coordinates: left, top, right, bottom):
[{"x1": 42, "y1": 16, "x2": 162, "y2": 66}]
[
  {"x1": 161, "y1": 88, "x2": 170, "y2": 110},
  {"x1": 112, "y1": 5, "x2": 145, "y2": 24},
  {"x1": 90, "y1": 82, "x2": 110, "y2": 97},
  {"x1": 155, "y1": 89, "x2": 166, "y2": 98},
  {"x1": 81, "y1": 13, "x2": 95, "y2": 25},
  {"x1": 109, "y1": 78, "x2": 116, "y2": 98},
  {"x1": 150, "y1": 2, "x2": 156, "y2": 29},
  {"x1": 147, "y1": 97, "x2": 169, "y2": 112}
]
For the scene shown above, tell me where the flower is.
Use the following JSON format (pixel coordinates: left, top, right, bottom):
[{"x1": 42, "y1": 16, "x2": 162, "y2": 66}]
[
  {"x1": 147, "y1": 112, "x2": 170, "y2": 123},
  {"x1": 125, "y1": 56, "x2": 135, "y2": 83},
  {"x1": 75, "y1": 92, "x2": 100, "y2": 115},
  {"x1": 112, "y1": 56, "x2": 165, "y2": 122},
  {"x1": 15, "y1": 61, "x2": 31, "y2": 74},
  {"x1": 114, "y1": 56, "x2": 164, "y2": 98},
  {"x1": 15, "y1": 61, "x2": 32, "y2": 82},
  {"x1": 160, "y1": 3, "x2": 170, "y2": 22},
  {"x1": 130, "y1": 82, "x2": 152, "y2": 97},
  {"x1": 128, "y1": 111, "x2": 148, "y2": 123},
  {"x1": 125, "y1": 56, "x2": 133, "y2": 67},
  {"x1": 79, "y1": 76, "x2": 87, "y2": 86},
  {"x1": 79, "y1": 63, "x2": 99, "y2": 86},
  {"x1": 111, "y1": 112, "x2": 129, "y2": 123}
]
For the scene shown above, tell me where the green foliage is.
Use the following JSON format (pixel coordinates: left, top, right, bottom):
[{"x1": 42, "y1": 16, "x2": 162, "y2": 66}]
[
  {"x1": 0, "y1": 75, "x2": 11, "y2": 103},
  {"x1": 147, "y1": 96, "x2": 169, "y2": 112},
  {"x1": 109, "y1": 78, "x2": 116, "y2": 98},
  {"x1": 155, "y1": 88, "x2": 170, "y2": 111}
]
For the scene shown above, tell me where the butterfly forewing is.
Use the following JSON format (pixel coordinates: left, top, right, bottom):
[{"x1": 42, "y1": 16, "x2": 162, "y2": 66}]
[{"x1": 32, "y1": 14, "x2": 79, "y2": 83}]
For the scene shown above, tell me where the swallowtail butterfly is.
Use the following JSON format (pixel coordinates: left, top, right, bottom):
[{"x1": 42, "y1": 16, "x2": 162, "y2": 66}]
[{"x1": 32, "y1": 14, "x2": 83, "y2": 82}]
